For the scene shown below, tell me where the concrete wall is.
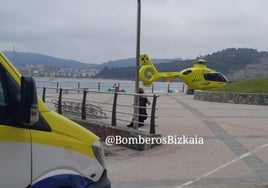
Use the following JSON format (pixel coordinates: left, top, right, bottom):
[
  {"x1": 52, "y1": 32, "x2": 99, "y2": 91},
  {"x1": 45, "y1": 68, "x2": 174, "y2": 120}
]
[
  {"x1": 72, "y1": 119, "x2": 161, "y2": 150},
  {"x1": 194, "y1": 91, "x2": 268, "y2": 105}
]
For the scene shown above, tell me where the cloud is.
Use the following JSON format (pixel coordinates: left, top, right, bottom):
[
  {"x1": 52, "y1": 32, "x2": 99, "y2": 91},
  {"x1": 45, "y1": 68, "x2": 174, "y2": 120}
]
[{"x1": 1, "y1": 0, "x2": 268, "y2": 64}]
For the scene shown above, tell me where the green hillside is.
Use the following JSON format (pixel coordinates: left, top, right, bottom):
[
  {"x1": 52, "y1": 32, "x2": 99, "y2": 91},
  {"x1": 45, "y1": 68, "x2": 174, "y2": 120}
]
[
  {"x1": 95, "y1": 48, "x2": 268, "y2": 80},
  {"x1": 210, "y1": 77, "x2": 268, "y2": 93}
]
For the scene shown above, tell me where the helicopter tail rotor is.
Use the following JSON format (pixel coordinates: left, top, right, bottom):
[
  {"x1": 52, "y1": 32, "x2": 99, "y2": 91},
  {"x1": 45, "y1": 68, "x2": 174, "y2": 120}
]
[{"x1": 139, "y1": 54, "x2": 160, "y2": 86}]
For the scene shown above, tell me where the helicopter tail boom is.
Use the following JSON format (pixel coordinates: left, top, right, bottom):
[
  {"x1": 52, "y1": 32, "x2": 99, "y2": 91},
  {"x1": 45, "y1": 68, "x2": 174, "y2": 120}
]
[{"x1": 139, "y1": 54, "x2": 180, "y2": 86}]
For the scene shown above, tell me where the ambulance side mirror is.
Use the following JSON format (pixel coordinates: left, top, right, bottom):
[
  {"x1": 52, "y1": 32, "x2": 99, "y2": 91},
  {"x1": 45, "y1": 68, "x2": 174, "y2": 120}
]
[{"x1": 20, "y1": 76, "x2": 39, "y2": 125}]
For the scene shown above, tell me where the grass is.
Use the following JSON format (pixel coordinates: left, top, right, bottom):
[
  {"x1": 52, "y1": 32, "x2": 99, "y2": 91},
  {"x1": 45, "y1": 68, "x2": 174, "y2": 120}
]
[{"x1": 209, "y1": 76, "x2": 268, "y2": 94}]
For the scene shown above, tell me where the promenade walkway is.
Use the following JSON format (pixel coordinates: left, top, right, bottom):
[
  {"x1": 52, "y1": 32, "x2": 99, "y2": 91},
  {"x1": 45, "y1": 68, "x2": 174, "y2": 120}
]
[{"x1": 105, "y1": 93, "x2": 268, "y2": 188}]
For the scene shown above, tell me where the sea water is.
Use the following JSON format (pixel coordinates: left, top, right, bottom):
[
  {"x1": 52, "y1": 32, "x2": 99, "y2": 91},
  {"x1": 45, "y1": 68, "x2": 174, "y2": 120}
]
[{"x1": 34, "y1": 77, "x2": 185, "y2": 94}]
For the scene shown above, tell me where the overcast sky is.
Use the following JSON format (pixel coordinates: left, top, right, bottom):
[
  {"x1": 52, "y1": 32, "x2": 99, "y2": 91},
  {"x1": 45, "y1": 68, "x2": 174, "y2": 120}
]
[{"x1": 1, "y1": 0, "x2": 268, "y2": 64}]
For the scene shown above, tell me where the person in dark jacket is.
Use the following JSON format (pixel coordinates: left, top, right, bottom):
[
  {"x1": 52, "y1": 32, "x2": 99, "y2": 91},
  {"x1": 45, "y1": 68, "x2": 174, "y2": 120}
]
[{"x1": 127, "y1": 88, "x2": 151, "y2": 128}]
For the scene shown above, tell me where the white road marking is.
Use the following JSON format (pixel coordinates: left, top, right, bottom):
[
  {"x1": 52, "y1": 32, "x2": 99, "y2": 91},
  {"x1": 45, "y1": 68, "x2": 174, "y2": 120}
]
[{"x1": 174, "y1": 142, "x2": 268, "y2": 188}]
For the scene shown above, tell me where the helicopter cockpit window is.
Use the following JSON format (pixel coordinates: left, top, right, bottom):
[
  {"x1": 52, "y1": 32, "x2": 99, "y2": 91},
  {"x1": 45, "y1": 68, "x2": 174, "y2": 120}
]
[
  {"x1": 182, "y1": 70, "x2": 192, "y2": 75},
  {"x1": 204, "y1": 73, "x2": 228, "y2": 82}
]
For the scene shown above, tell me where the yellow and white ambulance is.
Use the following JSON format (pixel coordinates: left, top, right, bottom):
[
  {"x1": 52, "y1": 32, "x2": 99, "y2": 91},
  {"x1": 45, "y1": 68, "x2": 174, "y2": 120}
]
[{"x1": 0, "y1": 52, "x2": 110, "y2": 188}]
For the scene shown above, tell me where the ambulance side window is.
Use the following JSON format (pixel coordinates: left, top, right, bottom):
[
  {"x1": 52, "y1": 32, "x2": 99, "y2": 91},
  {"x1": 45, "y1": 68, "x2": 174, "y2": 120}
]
[
  {"x1": 0, "y1": 65, "x2": 51, "y2": 131},
  {"x1": 0, "y1": 65, "x2": 20, "y2": 123},
  {"x1": 0, "y1": 81, "x2": 6, "y2": 105},
  {"x1": 0, "y1": 68, "x2": 8, "y2": 121}
]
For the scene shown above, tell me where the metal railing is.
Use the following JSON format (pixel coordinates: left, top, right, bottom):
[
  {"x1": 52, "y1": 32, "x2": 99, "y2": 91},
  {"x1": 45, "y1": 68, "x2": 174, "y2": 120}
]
[{"x1": 38, "y1": 87, "x2": 159, "y2": 134}]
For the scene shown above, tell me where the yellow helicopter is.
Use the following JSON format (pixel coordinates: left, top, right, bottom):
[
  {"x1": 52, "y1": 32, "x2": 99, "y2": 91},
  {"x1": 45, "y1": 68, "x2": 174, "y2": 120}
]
[{"x1": 139, "y1": 54, "x2": 228, "y2": 90}]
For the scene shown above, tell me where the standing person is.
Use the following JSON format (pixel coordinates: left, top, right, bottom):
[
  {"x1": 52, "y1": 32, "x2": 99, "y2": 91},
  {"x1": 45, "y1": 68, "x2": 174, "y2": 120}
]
[{"x1": 127, "y1": 88, "x2": 151, "y2": 128}]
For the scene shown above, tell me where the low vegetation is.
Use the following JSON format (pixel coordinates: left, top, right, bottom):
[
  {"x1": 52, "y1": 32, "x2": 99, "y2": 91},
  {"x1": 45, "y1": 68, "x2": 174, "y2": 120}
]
[{"x1": 210, "y1": 76, "x2": 268, "y2": 93}]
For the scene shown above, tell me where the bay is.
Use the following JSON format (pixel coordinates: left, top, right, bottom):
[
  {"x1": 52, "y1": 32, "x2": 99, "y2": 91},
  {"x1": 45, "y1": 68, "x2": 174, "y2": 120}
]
[{"x1": 34, "y1": 77, "x2": 185, "y2": 94}]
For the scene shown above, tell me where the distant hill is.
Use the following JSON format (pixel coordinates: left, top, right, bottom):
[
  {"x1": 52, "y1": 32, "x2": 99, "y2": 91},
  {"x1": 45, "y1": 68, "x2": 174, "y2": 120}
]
[
  {"x1": 3, "y1": 51, "x2": 99, "y2": 69},
  {"x1": 3, "y1": 51, "x2": 180, "y2": 70},
  {"x1": 100, "y1": 57, "x2": 181, "y2": 69},
  {"x1": 100, "y1": 58, "x2": 134, "y2": 69}
]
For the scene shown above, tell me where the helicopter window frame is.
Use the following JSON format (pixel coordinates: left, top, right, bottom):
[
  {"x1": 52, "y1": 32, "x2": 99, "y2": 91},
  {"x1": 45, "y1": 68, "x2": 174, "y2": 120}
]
[
  {"x1": 203, "y1": 73, "x2": 228, "y2": 83},
  {"x1": 182, "y1": 70, "x2": 192, "y2": 75}
]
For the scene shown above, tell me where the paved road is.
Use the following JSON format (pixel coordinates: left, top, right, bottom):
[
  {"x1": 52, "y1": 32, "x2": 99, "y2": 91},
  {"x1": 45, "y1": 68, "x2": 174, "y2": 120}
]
[{"x1": 105, "y1": 94, "x2": 268, "y2": 188}]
